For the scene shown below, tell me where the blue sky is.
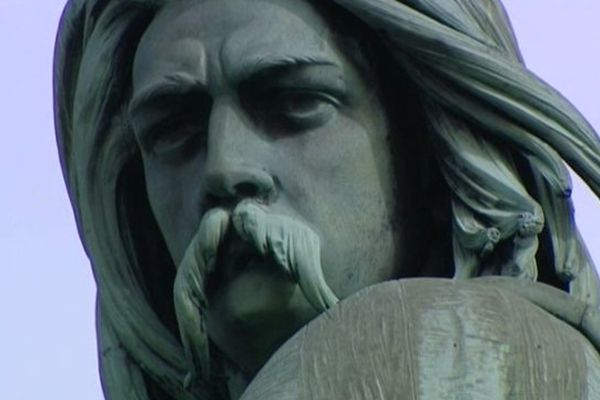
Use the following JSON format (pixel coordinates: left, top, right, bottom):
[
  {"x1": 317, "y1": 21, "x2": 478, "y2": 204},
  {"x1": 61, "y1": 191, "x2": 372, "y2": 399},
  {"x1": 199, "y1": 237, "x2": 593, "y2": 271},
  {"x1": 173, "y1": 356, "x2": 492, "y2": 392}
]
[{"x1": 0, "y1": 1, "x2": 598, "y2": 398}]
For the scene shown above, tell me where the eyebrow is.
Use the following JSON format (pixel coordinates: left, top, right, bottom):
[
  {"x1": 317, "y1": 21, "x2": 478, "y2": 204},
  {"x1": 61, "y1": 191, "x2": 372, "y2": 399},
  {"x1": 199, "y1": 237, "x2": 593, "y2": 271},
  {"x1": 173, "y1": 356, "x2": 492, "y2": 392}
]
[
  {"x1": 229, "y1": 54, "x2": 340, "y2": 84},
  {"x1": 129, "y1": 73, "x2": 205, "y2": 114},
  {"x1": 129, "y1": 56, "x2": 342, "y2": 114}
]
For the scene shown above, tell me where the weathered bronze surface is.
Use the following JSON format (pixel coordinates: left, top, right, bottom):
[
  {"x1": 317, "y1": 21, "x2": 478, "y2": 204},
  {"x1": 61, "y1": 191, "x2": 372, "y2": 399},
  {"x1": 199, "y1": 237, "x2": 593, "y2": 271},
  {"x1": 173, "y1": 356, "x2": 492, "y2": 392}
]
[{"x1": 54, "y1": 0, "x2": 600, "y2": 398}]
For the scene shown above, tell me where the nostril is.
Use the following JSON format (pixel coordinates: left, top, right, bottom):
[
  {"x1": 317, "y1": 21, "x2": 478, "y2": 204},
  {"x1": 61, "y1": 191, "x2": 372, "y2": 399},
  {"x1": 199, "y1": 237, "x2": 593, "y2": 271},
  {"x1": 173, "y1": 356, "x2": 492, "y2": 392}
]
[
  {"x1": 206, "y1": 168, "x2": 276, "y2": 202},
  {"x1": 233, "y1": 182, "x2": 259, "y2": 198}
]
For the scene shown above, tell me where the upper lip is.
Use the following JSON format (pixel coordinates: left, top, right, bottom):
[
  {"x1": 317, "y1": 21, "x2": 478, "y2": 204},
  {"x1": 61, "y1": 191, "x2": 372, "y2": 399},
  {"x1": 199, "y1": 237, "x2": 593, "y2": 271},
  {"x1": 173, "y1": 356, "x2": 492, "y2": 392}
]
[{"x1": 216, "y1": 231, "x2": 262, "y2": 279}]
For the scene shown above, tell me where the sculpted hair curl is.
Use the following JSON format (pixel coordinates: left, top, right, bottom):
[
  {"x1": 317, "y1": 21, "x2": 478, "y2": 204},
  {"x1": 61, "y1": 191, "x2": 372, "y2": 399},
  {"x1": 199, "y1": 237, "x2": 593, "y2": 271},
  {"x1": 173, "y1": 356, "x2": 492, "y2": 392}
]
[{"x1": 54, "y1": 0, "x2": 600, "y2": 398}]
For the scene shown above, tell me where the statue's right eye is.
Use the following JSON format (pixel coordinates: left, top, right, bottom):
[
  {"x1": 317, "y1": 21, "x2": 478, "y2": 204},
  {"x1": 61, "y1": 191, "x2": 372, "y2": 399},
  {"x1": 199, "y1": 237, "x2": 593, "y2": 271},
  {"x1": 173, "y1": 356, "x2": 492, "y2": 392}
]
[
  {"x1": 139, "y1": 112, "x2": 208, "y2": 160},
  {"x1": 152, "y1": 118, "x2": 203, "y2": 155},
  {"x1": 133, "y1": 93, "x2": 212, "y2": 160}
]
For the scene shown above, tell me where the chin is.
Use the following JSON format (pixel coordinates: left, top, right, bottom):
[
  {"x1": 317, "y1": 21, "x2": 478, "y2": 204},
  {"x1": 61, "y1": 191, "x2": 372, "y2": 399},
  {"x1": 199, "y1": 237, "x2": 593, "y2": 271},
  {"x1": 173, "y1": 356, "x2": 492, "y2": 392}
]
[
  {"x1": 228, "y1": 271, "x2": 299, "y2": 318},
  {"x1": 207, "y1": 266, "x2": 318, "y2": 374}
]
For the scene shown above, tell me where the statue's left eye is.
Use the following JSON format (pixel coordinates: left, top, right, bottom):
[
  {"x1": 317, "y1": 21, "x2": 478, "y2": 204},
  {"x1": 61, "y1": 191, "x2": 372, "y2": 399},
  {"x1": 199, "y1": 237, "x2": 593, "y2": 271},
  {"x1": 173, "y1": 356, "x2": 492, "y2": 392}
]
[{"x1": 271, "y1": 90, "x2": 338, "y2": 130}]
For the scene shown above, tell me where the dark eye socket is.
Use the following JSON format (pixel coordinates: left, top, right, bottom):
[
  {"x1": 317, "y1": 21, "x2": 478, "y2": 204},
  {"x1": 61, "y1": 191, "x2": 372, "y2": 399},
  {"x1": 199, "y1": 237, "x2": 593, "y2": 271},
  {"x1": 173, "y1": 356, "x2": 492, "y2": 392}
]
[
  {"x1": 145, "y1": 114, "x2": 205, "y2": 157},
  {"x1": 277, "y1": 91, "x2": 336, "y2": 116},
  {"x1": 255, "y1": 89, "x2": 340, "y2": 131},
  {"x1": 134, "y1": 93, "x2": 212, "y2": 159}
]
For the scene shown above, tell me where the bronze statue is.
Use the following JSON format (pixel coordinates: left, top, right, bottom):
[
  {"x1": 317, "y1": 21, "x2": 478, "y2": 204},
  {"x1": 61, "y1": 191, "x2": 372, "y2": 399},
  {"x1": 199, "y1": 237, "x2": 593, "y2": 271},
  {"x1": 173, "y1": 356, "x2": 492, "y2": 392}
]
[{"x1": 54, "y1": 0, "x2": 600, "y2": 398}]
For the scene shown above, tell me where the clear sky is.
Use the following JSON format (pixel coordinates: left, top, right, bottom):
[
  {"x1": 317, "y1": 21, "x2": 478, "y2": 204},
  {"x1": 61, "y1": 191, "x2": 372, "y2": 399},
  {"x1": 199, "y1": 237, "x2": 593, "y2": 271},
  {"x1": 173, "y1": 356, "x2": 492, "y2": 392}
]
[{"x1": 1, "y1": 1, "x2": 599, "y2": 399}]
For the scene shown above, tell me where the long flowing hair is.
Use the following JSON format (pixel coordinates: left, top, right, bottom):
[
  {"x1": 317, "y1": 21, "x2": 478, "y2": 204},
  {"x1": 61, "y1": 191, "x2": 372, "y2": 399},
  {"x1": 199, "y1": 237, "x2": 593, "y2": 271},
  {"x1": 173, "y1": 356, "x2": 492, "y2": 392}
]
[{"x1": 54, "y1": 0, "x2": 600, "y2": 398}]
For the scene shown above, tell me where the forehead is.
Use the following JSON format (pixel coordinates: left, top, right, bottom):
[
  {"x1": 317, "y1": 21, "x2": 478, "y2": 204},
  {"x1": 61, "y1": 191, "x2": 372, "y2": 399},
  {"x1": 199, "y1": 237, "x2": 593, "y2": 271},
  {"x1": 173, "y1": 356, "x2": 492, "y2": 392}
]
[{"x1": 132, "y1": 0, "x2": 343, "y2": 88}]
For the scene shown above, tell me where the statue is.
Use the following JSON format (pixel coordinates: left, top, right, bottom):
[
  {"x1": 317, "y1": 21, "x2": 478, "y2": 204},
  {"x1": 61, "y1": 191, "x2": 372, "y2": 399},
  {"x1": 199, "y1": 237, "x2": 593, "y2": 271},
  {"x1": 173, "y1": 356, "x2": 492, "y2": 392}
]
[{"x1": 53, "y1": 0, "x2": 600, "y2": 398}]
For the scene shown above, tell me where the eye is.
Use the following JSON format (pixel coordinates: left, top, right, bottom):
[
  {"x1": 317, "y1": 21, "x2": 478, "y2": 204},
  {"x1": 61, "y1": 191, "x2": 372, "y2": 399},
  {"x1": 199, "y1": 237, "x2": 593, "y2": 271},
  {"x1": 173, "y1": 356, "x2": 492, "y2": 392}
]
[
  {"x1": 265, "y1": 90, "x2": 339, "y2": 131},
  {"x1": 131, "y1": 93, "x2": 212, "y2": 160},
  {"x1": 143, "y1": 114, "x2": 206, "y2": 159},
  {"x1": 279, "y1": 91, "x2": 332, "y2": 114}
]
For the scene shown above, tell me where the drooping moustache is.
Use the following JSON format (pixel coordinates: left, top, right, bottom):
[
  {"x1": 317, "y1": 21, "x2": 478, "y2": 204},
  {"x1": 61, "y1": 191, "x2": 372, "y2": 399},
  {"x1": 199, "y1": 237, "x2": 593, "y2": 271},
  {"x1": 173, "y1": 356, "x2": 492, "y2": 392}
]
[{"x1": 173, "y1": 200, "x2": 338, "y2": 389}]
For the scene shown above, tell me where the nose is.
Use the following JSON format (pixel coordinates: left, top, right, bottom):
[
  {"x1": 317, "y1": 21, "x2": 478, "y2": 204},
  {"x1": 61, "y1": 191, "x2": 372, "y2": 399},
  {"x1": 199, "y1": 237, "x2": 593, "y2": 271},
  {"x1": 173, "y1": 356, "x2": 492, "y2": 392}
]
[{"x1": 203, "y1": 99, "x2": 276, "y2": 202}]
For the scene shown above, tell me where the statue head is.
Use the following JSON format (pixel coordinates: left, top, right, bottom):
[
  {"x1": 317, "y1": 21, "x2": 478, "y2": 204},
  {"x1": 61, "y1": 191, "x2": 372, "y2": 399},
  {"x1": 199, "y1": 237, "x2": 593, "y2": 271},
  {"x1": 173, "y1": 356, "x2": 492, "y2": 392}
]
[{"x1": 54, "y1": 0, "x2": 600, "y2": 398}]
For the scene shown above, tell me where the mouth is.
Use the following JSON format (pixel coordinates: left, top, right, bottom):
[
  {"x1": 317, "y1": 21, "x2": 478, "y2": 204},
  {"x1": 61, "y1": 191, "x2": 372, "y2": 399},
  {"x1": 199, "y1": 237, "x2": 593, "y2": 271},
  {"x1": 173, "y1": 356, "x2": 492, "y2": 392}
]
[
  {"x1": 211, "y1": 230, "x2": 289, "y2": 284},
  {"x1": 198, "y1": 201, "x2": 337, "y2": 314}
]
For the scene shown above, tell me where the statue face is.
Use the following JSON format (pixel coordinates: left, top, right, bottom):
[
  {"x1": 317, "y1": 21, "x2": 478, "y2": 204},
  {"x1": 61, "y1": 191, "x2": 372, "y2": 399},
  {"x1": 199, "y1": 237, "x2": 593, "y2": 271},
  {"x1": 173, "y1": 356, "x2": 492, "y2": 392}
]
[{"x1": 130, "y1": 0, "x2": 415, "y2": 373}]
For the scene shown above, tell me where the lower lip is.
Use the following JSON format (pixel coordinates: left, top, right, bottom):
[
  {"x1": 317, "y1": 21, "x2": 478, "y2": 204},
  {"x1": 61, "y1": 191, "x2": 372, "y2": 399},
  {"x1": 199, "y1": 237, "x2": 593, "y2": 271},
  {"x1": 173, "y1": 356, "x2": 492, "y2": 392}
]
[
  {"x1": 228, "y1": 253, "x2": 260, "y2": 274},
  {"x1": 224, "y1": 254, "x2": 292, "y2": 283}
]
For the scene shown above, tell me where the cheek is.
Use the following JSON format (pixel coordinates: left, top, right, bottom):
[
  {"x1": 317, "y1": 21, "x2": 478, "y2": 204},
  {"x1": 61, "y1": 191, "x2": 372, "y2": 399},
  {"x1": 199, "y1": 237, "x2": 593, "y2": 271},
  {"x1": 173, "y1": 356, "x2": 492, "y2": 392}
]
[
  {"x1": 315, "y1": 164, "x2": 397, "y2": 296},
  {"x1": 142, "y1": 158, "x2": 205, "y2": 264},
  {"x1": 282, "y1": 118, "x2": 398, "y2": 296}
]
